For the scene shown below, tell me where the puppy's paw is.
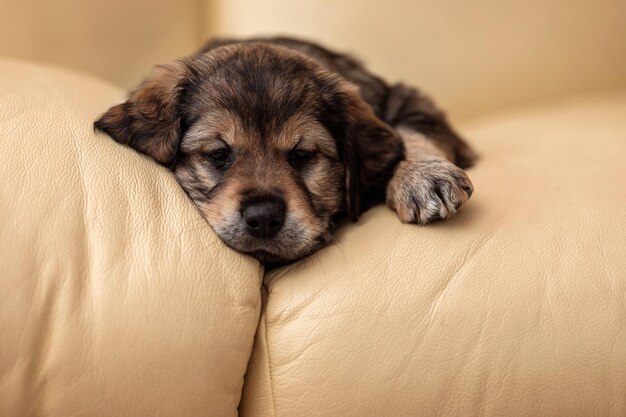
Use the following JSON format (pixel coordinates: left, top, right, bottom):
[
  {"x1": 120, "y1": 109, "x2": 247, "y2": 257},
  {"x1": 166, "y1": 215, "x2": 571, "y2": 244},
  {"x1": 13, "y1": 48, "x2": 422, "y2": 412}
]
[{"x1": 386, "y1": 159, "x2": 473, "y2": 224}]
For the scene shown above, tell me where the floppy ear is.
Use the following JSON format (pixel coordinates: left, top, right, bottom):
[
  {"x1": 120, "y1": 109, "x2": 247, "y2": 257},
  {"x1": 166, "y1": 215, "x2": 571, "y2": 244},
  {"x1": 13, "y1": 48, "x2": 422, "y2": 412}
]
[
  {"x1": 94, "y1": 60, "x2": 188, "y2": 167},
  {"x1": 340, "y1": 84, "x2": 405, "y2": 220}
]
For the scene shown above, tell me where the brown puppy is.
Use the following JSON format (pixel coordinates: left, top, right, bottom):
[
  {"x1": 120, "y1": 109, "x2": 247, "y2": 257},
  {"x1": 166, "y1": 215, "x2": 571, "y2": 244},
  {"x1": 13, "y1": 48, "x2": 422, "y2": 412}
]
[{"x1": 95, "y1": 37, "x2": 475, "y2": 264}]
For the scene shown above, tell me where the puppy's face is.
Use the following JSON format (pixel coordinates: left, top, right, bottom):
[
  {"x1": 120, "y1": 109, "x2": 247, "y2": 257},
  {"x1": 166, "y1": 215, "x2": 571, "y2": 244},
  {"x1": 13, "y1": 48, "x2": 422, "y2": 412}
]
[
  {"x1": 95, "y1": 43, "x2": 403, "y2": 263},
  {"x1": 176, "y1": 84, "x2": 345, "y2": 262}
]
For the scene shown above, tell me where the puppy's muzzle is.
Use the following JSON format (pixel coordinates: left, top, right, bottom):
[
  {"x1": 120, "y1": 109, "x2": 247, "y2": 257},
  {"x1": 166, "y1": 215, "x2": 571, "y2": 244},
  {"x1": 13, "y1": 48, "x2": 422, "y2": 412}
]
[{"x1": 241, "y1": 195, "x2": 286, "y2": 239}]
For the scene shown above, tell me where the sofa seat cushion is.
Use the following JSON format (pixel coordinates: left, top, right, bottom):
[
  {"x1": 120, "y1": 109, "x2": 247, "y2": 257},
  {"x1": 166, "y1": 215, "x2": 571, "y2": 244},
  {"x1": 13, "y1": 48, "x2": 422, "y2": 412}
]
[
  {"x1": 240, "y1": 93, "x2": 626, "y2": 417},
  {"x1": 0, "y1": 59, "x2": 261, "y2": 417}
]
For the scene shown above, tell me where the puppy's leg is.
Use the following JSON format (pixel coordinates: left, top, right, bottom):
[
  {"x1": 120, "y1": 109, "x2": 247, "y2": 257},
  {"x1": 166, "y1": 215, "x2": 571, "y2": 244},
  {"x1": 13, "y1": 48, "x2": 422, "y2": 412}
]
[
  {"x1": 386, "y1": 128, "x2": 473, "y2": 223},
  {"x1": 384, "y1": 84, "x2": 475, "y2": 224}
]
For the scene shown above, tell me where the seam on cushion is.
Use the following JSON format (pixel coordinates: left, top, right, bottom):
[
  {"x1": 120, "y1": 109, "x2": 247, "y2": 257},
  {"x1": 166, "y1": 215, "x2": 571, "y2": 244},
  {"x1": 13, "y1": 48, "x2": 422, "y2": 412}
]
[{"x1": 263, "y1": 293, "x2": 278, "y2": 417}]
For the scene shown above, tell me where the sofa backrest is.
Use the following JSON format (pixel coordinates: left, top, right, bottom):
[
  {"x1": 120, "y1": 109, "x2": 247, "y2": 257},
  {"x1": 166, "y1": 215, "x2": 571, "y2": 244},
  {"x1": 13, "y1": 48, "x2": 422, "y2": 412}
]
[
  {"x1": 0, "y1": 0, "x2": 200, "y2": 88},
  {"x1": 1, "y1": 0, "x2": 625, "y2": 120},
  {"x1": 209, "y1": 0, "x2": 626, "y2": 120}
]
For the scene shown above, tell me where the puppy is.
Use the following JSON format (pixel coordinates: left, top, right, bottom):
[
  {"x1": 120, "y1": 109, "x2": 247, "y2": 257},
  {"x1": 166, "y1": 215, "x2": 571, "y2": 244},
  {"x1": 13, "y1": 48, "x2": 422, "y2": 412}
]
[{"x1": 95, "y1": 37, "x2": 476, "y2": 264}]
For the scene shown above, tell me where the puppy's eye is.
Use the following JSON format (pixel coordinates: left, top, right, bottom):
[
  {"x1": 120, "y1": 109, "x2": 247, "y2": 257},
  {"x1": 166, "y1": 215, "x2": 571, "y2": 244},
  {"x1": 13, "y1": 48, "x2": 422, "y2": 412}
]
[
  {"x1": 288, "y1": 149, "x2": 315, "y2": 168},
  {"x1": 206, "y1": 147, "x2": 231, "y2": 167}
]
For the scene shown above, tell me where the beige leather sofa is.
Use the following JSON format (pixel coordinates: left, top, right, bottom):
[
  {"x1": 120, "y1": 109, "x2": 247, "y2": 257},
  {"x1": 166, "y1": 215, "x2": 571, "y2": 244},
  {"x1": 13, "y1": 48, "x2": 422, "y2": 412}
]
[
  {"x1": 2, "y1": 2, "x2": 626, "y2": 417},
  {"x1": 2, "y1": 58, "x2": 626, "y2": 417}
]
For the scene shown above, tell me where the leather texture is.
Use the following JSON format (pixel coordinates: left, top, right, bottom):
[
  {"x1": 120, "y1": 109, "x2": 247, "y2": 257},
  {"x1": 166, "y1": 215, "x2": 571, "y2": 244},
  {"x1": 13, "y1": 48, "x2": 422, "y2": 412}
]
[
  {"x1": 240, "y1": 93, "x2": 626, "y2": 417},
  {"x1": 0, "y1": 59, "x2": 262, "y2": 417}
]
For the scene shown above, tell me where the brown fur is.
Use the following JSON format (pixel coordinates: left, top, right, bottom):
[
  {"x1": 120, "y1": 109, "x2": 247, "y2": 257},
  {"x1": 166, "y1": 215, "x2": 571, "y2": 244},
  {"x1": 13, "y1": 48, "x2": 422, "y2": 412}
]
[{"x1": 95, "y1": 37, "x2": 475, "y2": 263}]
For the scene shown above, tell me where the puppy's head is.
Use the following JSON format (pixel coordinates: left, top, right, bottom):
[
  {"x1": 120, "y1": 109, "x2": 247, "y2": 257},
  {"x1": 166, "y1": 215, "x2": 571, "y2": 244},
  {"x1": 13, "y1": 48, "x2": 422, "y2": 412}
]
[{"x1": 95, "y1": 43, "x2": 403, "y2": 263}]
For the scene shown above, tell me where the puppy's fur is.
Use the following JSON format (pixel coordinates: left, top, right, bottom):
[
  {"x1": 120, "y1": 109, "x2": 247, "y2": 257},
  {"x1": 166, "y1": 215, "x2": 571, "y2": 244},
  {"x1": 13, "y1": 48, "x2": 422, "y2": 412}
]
[{"x1": 95, "y1": 37, "x2": 476, "y2": 263}]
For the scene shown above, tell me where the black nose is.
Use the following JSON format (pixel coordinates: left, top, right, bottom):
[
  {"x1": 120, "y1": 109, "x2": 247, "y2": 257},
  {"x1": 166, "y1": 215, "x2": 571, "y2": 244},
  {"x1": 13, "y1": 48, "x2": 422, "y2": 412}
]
[{"x1": 241, "y1": 197, "x2": 286, "y2": 239}]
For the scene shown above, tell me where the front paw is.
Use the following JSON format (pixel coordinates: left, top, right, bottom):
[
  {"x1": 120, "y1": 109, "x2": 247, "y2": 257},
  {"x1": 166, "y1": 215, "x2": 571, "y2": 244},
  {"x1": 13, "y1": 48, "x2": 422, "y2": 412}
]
[{"x1": 386, "y1": 159, "x2": 473, "y2": 224}]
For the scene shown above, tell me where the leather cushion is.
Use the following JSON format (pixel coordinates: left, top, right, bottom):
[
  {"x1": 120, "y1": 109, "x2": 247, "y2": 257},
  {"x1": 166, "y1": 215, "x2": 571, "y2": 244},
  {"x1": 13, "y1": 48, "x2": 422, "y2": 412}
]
[
  {"x1": 0, "y1": 59, "x2": 261, "y2": 417},
  {"x1": 240, "y1": 93, "x2": 626, "y2": 417}
]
